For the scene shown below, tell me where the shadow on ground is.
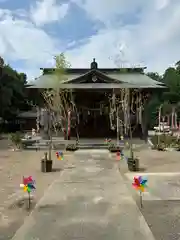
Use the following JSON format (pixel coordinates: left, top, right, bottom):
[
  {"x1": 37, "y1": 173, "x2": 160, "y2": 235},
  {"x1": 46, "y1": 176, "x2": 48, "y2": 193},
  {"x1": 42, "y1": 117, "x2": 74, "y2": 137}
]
[
  {"x1": 137, "y1": 167, "x2": 146, "y2": 172},
  {"x1": 8, "y1": 196, "x2": 36, "y2": 211},
  {"x1": 0, "y1": 197, "x2": 37, "y2": 240},
  {"x1": 141, "y1": 200, "x2": 180, "y2": 240},
  {"x1": 51, "y1": 168, "x2": 62, "y2": 172},
  {"x1": 119, "y1": 164, "x2": 180, "y2": 240}
]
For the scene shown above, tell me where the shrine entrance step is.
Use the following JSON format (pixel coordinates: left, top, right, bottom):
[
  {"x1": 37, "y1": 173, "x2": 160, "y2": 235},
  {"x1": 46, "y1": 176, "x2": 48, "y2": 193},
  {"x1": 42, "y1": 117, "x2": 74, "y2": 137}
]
[{"x1": 78, "y1": 142, "x2": 108, "y2": 149}]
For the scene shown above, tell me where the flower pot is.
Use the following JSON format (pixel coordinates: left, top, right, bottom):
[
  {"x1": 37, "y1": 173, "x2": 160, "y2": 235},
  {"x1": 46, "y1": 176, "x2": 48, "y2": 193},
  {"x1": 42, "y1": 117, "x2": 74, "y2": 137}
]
[
  {"x1": 157, "y1": 147, "x2": 165, "y2": 151},
  {"x1": 41, "y1": 160, "x2": 46, "y2": 172},
  {"x1": 127, "y1": 158, "x2": 139, "y2": 172},
  {"x1": 108, "y1": 145, "x2": 122, "y2": 152},
  {"x1": 41, "y1": 160, "x2": 53, "y2": 172}
]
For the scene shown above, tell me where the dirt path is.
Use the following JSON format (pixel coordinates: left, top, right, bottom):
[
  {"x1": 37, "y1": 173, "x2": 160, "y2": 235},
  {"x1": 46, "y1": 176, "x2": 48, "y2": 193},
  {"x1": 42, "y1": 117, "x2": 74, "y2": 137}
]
[{"x1": 0, "y1": 148, "x2": 73, "y2": 240}]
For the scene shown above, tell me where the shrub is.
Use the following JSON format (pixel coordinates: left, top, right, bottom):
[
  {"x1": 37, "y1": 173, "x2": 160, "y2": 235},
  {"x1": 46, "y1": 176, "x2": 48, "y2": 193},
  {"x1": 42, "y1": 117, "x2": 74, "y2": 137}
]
[
  {"x1": 151, "y1": 134, "x2": 179, "y2": 150},
  {"x1": 9, "y1": 132, "x2": 22, "y2": 149},
  {"x1": 66, "y1": 144, "x2": 78, "y2": 151}
]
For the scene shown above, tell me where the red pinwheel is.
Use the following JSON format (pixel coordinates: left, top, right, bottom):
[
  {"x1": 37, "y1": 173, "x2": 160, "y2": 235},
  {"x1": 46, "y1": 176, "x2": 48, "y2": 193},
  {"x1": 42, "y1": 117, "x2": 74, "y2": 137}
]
[
  {"x1": 56, "y1": 151, "x2": 63, "y2": 160},
  {"x1": 21, "y1": 176, "x2": 36, "y2": 193},
  {"x1": 132, "y1": 176, "x2": 148, "y2": 192},
  {"x1": 20, "y1": 176, "x2": 36, "y2": 209},
  {"x1": 132, "y1": 176, "x2": 148, "y2": 208}
]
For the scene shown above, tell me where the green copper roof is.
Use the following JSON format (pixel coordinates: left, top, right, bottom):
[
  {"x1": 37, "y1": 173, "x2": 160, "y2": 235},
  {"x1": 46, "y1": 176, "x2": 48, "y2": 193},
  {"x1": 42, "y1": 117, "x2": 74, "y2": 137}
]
[
  {"x1": 28, "y1": 73, "x2": 79, "y2": 88},
  {"x1": 106, "y1": 73, "x2": 164, "y2": 86},
  {"x1": 28, "y1": 70, "x2": 166, "y2": 89}
]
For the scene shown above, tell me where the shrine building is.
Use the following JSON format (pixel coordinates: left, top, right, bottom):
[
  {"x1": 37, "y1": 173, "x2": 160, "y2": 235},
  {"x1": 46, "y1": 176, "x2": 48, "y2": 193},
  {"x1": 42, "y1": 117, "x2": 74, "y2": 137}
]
[{"x1": 28, "y1": 59, "x2": 166, "y2": 139}]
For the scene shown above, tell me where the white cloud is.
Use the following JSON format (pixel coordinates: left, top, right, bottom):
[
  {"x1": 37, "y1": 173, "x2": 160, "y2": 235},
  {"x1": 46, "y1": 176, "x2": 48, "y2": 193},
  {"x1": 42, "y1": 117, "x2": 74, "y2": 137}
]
[
  {"x1": 0, "y1": 18, "x2": 57, "y2": 60},
  {"x1": 66, "y1": 28, "x2": 144, "y2": 69},
  {"x1": 0, "y1": 0, "x2": 180, "y2": 81},
  {"x1": 72, "y1": 0, "x2": 141, "y2": 24},
  {"x1": 67, "y1": 0, "x2": 180, "y2": 74},
  {"x1": 155, "y1": 0, "x2": 170, "y2": 10},
  {"x1": 0, "y1": 9, "x2": 59, "y2": 79},
  {"x1": 30, "y1": 0, "x2": 69, "y2": 26}
]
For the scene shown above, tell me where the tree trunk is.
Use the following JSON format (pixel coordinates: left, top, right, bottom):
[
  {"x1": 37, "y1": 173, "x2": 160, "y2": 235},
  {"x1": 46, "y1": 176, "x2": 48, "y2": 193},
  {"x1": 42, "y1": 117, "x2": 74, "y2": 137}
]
[{"x1": 141, "y1": 110, "x2": 148, "y2": 142}]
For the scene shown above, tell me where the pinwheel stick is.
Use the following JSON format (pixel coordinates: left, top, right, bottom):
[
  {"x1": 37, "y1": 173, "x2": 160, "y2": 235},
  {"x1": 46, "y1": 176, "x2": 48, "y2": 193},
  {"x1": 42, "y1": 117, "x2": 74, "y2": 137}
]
[
  {"x1": 140, "y1": 191, "x2": 143, "y2": 208},
  {"x1": 28, "y1": 191, "x2": 31, "y2": 209}
]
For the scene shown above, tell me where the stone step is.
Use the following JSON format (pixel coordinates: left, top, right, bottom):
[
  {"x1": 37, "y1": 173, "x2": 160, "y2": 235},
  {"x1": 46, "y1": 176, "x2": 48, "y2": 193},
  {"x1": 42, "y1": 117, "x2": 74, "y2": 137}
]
[{"x1": 78, "y1": 145, "x2": 108, "y2": 149}]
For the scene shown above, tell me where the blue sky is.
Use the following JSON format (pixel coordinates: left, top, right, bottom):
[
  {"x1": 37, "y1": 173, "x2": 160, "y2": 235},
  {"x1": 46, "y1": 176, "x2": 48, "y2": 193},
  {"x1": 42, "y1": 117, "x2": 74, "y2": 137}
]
[{"x1": 0, "y1": 0, "x2": 180, "y2": 80}]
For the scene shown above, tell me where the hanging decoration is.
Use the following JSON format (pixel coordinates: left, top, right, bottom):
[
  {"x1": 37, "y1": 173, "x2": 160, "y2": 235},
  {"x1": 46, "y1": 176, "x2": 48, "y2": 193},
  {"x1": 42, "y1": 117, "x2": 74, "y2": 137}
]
[
  {"x1": 100, "y1": 103, "x2": 102, "y2": 115},
  {"x1": 109, "y1": 91, "x2": 116, "y2": 130},
  {"x1": 67, "y1": 109, "x2": 71, "y2": 139},
  {"x1": 36, "y1": 107, "x2": 40, "y2": 133}
]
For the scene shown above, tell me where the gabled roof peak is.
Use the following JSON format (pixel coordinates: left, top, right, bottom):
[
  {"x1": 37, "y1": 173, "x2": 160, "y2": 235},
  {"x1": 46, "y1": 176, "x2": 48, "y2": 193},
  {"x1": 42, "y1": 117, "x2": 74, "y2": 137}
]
[{"x1": 41, "y1": 67, "x2": 146, "y2": 75}]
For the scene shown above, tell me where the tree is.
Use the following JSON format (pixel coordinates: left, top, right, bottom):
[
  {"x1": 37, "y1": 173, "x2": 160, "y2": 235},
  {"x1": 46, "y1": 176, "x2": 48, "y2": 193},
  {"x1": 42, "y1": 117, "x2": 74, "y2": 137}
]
[
  {"x1": 42, "y1": 53, "x2": 73, "y2": 136},
  {"x1": 42, "y1": 53, "x2": 78, "y2": 158},
  {"x1": 0, "y1": 57, "x2": 30, "y2": 121},
  {"x1": 175, "y1": 61, "x2": 180, "y2": 73},
  {"x1": 43, "y1": 53, "x2": 77, "y2": 157},
  {"x1": 147, "y1": 72, "x2": 162, "y2": 82},
  {"x1": 145, "y1": 62, "x2": 180, "y2": 129}
]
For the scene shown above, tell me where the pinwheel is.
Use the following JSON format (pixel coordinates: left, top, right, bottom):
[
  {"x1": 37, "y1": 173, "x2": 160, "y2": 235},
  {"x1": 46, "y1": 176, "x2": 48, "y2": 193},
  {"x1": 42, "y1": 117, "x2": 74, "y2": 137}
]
[
  {"x1": 20, "y1": 176, "x2": 36, "y2": 209},
  {"x1": 56, "y1": 151, "x2": 64, "y2": 160},
  {"x1": 118, "y1": 150, "x2": 128, "y2": 162},
  {"x1": 132, "y1": 176, "x2": 148, "y2": 208}
]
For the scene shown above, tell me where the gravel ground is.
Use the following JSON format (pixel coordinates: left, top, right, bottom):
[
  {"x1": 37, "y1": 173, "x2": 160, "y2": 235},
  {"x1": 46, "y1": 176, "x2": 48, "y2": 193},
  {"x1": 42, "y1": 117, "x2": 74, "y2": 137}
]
[
  {"x1": 141, "y1": 200, "x2": 180, "y2": 240},
  {"x1": 120, "y1": 148, "x2": 180, "y2": 173},
  {"x1": 124, "y1": 178, "x2": 180, "y2": 240},
  {"x1": 2, "y1": 139, "x2": 180, "y2": 240},
  {"x1": 118, "y1": 148, "x2": 180, "y2": 240},
  {"x1": 0, "y1": 141, "x2": 74, "y2": 240},
  {"x1": 135, "y1": 149, "x2": 180, "y2": 173}
]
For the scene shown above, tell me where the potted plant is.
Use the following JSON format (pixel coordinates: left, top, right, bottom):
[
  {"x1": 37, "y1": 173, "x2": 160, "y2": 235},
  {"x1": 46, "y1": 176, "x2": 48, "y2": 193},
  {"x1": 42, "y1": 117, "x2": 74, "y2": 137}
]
[
  {"x1": 127, "y1": 144, "x2": 139, "y2": 171},
  {"x1": 41, "y1": 152, "x2": 53, "y2": 172},
  {"x1": 9, "y1": 132, "x2": 22, "y2": 150},
  {"x1": 41, "y1": 109, "x2": 53, "y2": 173},
  {"x1": 127, "y1": 125, "x2": 139, "y2": 172},
  {"x1": 108, "y1": 143, "x2": 122, "y2": 152}
]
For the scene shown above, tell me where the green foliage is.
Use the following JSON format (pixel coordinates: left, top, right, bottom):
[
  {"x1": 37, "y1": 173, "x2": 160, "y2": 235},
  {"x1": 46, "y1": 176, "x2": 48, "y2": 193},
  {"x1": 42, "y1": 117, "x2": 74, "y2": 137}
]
[
  {"x1": 0, "y1": 57, "x2": 32, "y2": 121},
  {"x1": 146, "y1": 63, "x2": 180, "y2": 128},
  {"x1": 66, "y1": 144, "x2": 78, "y2": 151},
  {"x1": 150, "y1": 134, "x2": 180, "y2": 150},
  {"x1": 9, "y1": 132, "x2": 22, "y2": 148},
  {"x1": 144, "y1": 95, "x2": 160, "y2": 128},
  {"x1": 53, "y1": 53, "x2": 71, "y2": 84},
  {"x1": 147, "y1": 72, "x2": 163, "y2": 82}
]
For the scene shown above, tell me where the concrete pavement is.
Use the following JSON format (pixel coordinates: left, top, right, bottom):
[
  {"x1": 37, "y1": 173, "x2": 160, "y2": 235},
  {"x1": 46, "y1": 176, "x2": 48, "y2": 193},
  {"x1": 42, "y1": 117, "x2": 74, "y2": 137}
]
[
  {"x1": 12, "y1": 150, "x2": 155, "y2": 240},
  {"x1": 125, "y1": 172, "x2": 180, "y2": 201}
]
